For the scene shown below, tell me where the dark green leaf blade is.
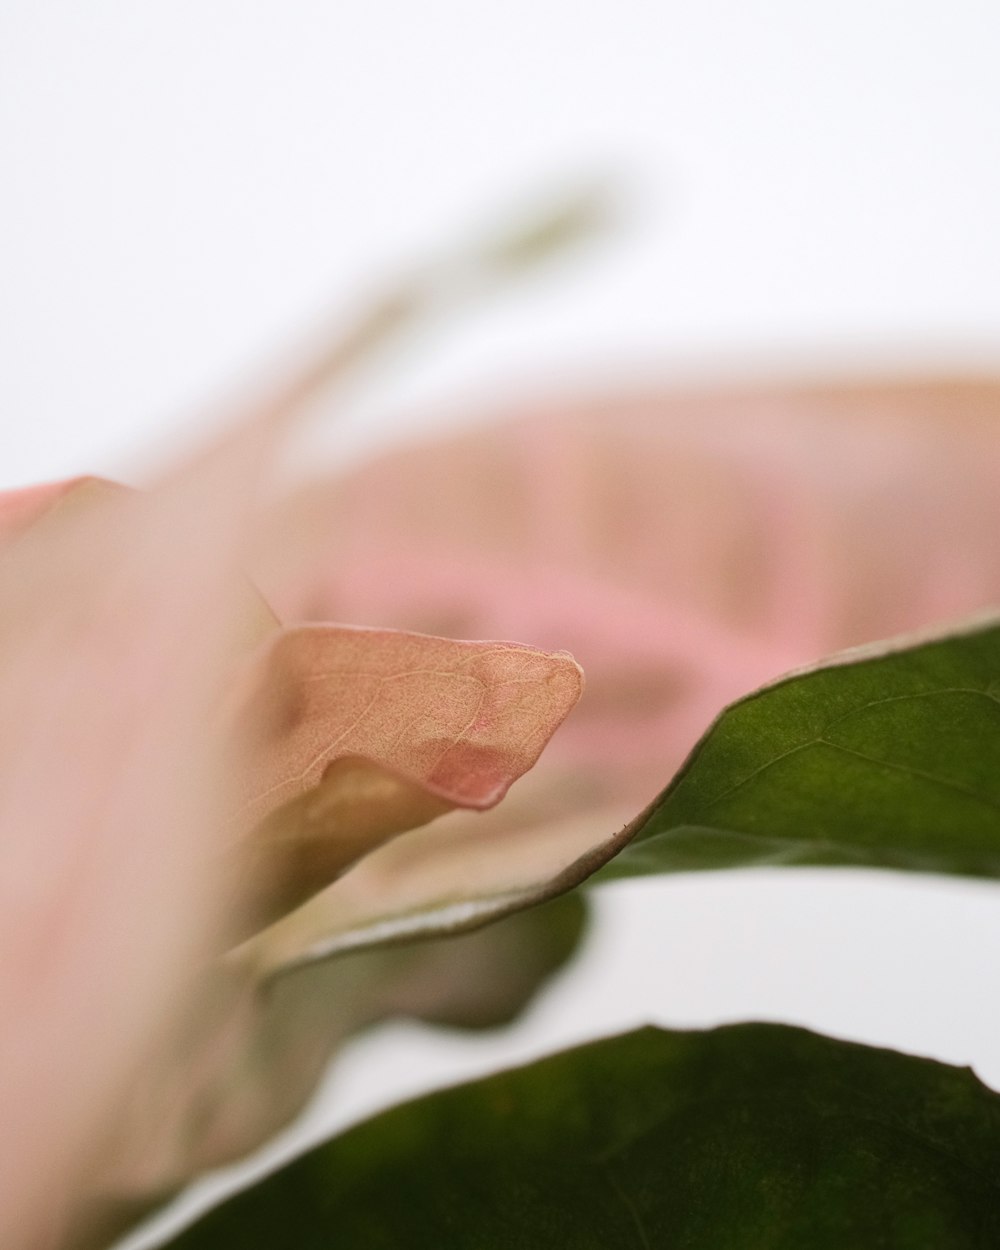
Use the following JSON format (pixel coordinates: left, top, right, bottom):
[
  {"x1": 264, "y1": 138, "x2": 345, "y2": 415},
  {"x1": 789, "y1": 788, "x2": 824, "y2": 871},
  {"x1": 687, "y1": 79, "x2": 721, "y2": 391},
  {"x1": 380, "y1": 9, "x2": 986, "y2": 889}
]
[
  {"x1": 604, "y1": 616, "x2": 1000, "y2": 881},
  {"x1": 162, "y1": 1022, "x2": 1000, "y2": 1249}
]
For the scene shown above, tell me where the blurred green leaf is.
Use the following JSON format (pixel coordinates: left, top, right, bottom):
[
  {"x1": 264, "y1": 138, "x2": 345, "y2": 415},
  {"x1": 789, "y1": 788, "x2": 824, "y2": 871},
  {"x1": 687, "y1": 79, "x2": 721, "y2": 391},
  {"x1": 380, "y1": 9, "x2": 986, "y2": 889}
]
[
  {"x1": 162, "y1": 1022, "x2": 1000, "y2": 1249},
  {"x1": 603, "y1": 616, "x2": 1000, "y2": 881}
]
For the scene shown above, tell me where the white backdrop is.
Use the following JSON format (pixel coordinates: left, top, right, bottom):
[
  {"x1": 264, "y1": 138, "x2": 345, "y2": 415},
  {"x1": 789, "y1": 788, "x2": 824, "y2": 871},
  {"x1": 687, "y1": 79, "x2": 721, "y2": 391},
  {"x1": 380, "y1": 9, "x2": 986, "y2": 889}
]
[{"x1": 3, "y1": 2, "x2": 1000, "y2": 1240}]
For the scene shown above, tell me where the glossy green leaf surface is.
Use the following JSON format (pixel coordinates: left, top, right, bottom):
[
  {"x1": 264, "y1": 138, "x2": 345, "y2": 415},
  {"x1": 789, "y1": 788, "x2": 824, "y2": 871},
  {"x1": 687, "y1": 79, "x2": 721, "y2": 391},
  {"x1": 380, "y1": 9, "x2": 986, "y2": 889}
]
[
  {"x1": 603, "y1": 617, "x2": 1000, "y2": 881},
  {"x1": 164, "y1": 1022, "x2": 1000, "y2": 1249}
]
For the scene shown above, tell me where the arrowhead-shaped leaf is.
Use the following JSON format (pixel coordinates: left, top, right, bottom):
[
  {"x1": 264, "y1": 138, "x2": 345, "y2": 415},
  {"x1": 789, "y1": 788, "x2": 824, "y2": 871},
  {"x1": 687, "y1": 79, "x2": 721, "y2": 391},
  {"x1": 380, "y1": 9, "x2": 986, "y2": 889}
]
[{"x1": 162, "y1": 1022, "x2": 1000, "y2": 1249}]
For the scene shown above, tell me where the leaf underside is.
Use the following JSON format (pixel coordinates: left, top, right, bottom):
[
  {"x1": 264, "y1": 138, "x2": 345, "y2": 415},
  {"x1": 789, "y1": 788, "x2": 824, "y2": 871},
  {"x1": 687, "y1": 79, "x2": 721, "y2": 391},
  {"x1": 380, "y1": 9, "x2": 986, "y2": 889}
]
[
  {"x1": 602, "y1": 617, "x2": 1000, "y2": 882},
  {"x1": 164, "y1": 1021, "x2": 1000, "y2": 1249}
]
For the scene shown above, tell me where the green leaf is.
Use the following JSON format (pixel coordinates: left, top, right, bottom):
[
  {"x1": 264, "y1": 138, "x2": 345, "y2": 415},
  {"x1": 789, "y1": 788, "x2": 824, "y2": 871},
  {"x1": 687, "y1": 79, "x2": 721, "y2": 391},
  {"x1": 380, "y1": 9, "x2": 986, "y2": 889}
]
[
  {"x1": 602, "y1": 616, "x2": 1000, "y2": 881},
  {"x1": 162, "y1": 1022, "x2": 1000, "y2": 1249}
]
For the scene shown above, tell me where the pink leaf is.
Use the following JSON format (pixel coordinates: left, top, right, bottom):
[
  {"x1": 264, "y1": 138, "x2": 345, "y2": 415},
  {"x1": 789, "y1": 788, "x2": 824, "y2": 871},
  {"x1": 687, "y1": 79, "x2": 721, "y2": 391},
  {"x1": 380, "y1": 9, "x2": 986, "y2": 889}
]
[
  {"x1": 229, "y1": 625, "x2": 582, "y2": 931},
  {"x1": 249, "y1": 376, "x2": 1000, "y2": 957}
]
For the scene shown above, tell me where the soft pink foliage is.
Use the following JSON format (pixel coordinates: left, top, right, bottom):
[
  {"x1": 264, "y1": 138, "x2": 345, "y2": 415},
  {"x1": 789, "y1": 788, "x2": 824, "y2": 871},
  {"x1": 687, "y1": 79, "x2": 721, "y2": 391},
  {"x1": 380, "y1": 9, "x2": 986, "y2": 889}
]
[
  {"x1": 4, "y1": 374, "x2": 999, "y2": 1248},
  {"x1": 259, "y1": 378, "x2": 1000, "y2": 822},
  {"x1": 0, "y1": 478, "x2": 89, "y2": 540},
  {"x1": 0, "y1": 471, "x2": 583, "y2": 1246},
  {"x1": 0, "y1": 462, "x2": 259, "y2": 1248},
  {"x1": 237, "y1": 625, "x2": 582, "y2": 821}
]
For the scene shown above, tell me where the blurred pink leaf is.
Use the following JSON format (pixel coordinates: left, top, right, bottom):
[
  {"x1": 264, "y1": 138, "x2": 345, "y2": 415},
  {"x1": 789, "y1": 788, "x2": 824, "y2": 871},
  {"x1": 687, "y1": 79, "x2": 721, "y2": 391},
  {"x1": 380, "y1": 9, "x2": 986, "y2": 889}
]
[
  {"x1": 0, "y1": 477, "x2": 109, "y2": 540},
  {"x1": 249, "y1": 376, "x2": 1000, "y2": 952},
  {"x1": 0, "y1": 477, "x2": 584, "y2": 1245},
  {"x1": 0, "y1": 192, "x2": 616, "y2": 1247},
  {"x1": 0, "y1": 455, "x2": 274, "y2": 1247}
]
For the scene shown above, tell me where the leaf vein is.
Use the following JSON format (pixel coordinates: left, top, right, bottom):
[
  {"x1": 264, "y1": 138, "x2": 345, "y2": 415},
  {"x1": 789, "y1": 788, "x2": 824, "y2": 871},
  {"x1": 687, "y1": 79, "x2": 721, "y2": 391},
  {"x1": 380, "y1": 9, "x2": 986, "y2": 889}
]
[
  {"x1": 816, "y1": 738, "x2": 1000, "y2": 812},
  {"x1": 603, "y1": 1164, "x2": 652, "y2": 1250}
]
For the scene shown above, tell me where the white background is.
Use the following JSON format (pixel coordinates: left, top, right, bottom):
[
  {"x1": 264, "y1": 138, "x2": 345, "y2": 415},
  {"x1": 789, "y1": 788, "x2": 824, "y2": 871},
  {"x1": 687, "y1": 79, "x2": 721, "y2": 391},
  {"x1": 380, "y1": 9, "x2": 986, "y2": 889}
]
[{"x1": 3, "y1": 2, "x2": 1000, "y2": 1240}]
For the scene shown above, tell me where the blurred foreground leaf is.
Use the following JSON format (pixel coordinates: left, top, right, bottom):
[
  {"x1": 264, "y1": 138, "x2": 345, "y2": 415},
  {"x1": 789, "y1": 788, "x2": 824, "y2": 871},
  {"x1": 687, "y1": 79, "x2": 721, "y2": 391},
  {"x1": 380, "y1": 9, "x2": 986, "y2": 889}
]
[
  {"x1": 73, "y1": 900, "x2": 585, "y2": 1250},
  {"x1": 163, "y1": 1022, "x2": 1000, "y2": 1249},
  {"x1": 603, "y1": 615, "x2": 1000, "y2": 882}
]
